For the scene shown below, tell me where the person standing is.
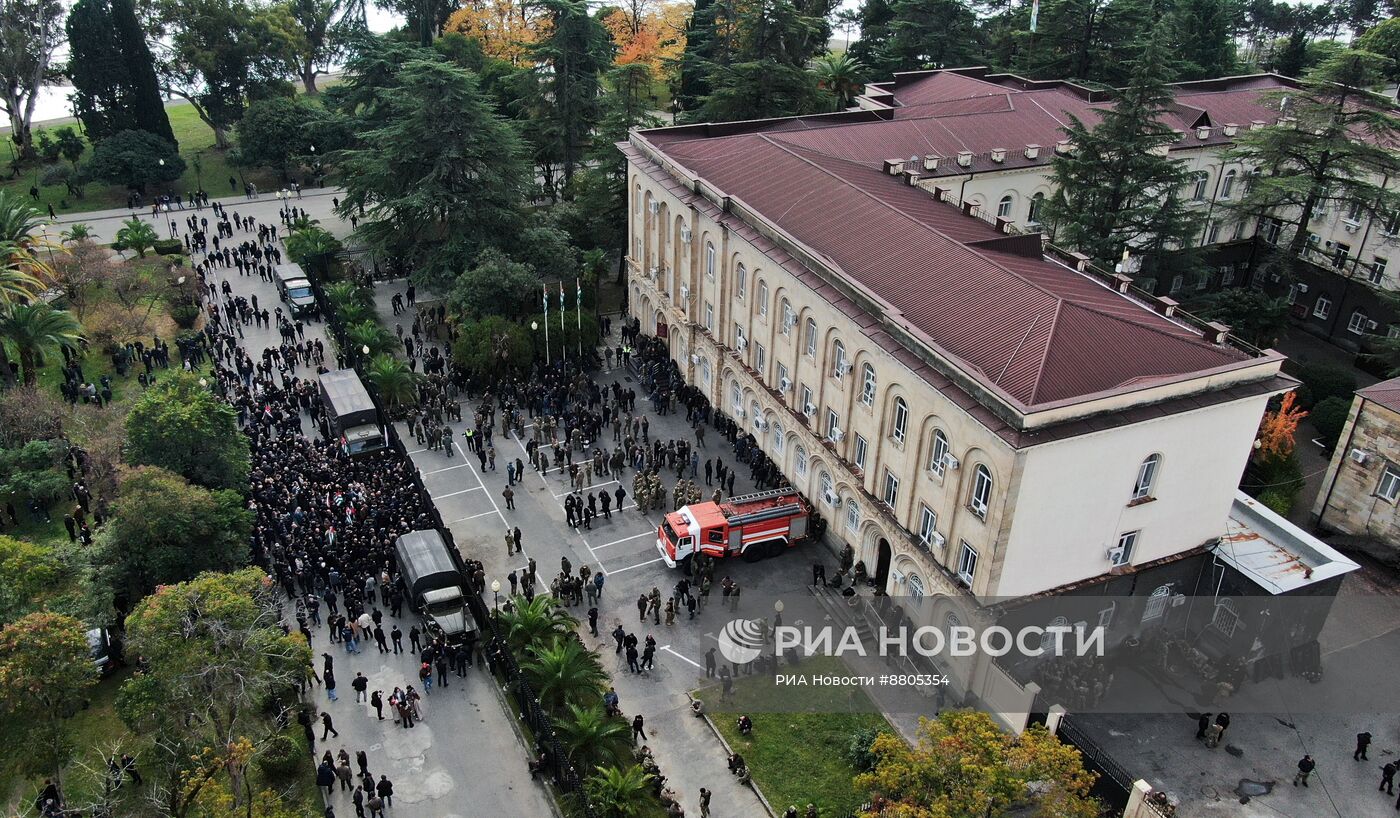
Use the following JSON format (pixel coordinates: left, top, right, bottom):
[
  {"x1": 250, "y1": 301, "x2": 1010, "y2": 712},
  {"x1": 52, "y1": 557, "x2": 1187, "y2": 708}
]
[
  {"x1": 503, "y1": 486, "x2": 515, "y2": 510},
  {"x1": 321, "y1": 712, "x2": 339, "y2": 740},
  {"x1": 352, "y1": 672, "x2": 369, "y2": 702},
  {"x1": 1293, "y1": 754, "x2": 1315, "y2": 787},
  {"x1": 705, "y1": 647, "x2": 717, "y2": 679},
  {"x1": 1380, "y1": 761, "x2": 1396, "y2": 795},
  {"x1": 390, "y1": 625, "x2": 403, "y2": 654},
  {"x1": 699, "y1": 787, "x2": 712, "y2": 818},
  {"x1": 376, "y1": 775, "x2": 394, "y2": 807},
  {"x1": 325, "y1": 668, "x2": 338, "y2": 702},
  {"x1": 370, "y1": 690, "x2": 384, "y2": 720},
  {"x1": 632, "y1": 713, "x2": 646, "y2": 743},
  {"x1": 1195, "y1": 712, "x2": 1213, "y2": 741},
  {"x1": 588, "y1": 606, "x2": 599, "y2": 636}
]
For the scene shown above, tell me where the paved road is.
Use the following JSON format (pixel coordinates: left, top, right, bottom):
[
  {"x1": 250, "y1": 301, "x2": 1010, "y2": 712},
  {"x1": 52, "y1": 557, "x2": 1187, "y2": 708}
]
[{"x1": 88, "y1": 199, "x2": 557, "y2": 818}]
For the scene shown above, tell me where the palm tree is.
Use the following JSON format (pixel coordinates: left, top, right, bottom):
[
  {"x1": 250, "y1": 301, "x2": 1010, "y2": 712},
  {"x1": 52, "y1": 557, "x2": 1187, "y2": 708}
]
[
  {"x1": 115, "y1": 218, "x2": 158, "y2": 258},
  {"x1": 0, "y1": 245, "x2": 43, "y2": 306},
  {"x1": 60, "y1": 224, "x2": 93, "y2": 243},
  {"x1": 555, "y1": 704, "x2": 632, "y2": 772},
  {"x1": 324, "y1": 281, "x2": 367, "y2": 311},
  {"x1": 813, "y1": 53, "x2": 866, "y2": 110},
  {"x1": 344, "y1": 320, "x2": 396, "y2": 358},
  {"x1": 500, "y1": 595, "x2": 577, "y2": 652},
  {"x1": 0, "y1": 302, "x2": 83, "y2": 385},
  {"x1": 0, "y1": 190, "x2": 52, "y2": 249},
  {"x1": 285, "y1": 226, "x2": 343, "y2": 278},
  {"x1": 365, "y1": 354, "x2": 420, "y2": 412},
  {"x1": 586, "y1": 765, "x2": 653, "y2": 818},
  {"x1": 335, "y1": 301, "x2": 374, "y2": 327},
  {"x1": 520, "y1": 636, "x2": 606, "y2": 710}
]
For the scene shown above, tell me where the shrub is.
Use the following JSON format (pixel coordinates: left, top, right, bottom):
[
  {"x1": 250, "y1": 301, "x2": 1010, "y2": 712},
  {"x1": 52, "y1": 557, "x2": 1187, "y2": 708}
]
[
  {"x1": 1294, "y1": 364, "x2": 1357, "y2": 410},
  {"x1": 152, "y1": 239, "x2": 184, "y2": 256},
  {"x1": 255, "y1": 735, "x2": 302, "y2": 779},
  {"x1": 1310, "y1": 397, "x2": 1352, "y2": 451},
  {"x1": 847, "y1": 726, "x2": 882, "y2": 772},
  {"x1": 169, "y1": 303, "x2": 201, "y2": 329},
  {"x1": 1257, "y1": 487, "x2": 1296, "y2": 516}
]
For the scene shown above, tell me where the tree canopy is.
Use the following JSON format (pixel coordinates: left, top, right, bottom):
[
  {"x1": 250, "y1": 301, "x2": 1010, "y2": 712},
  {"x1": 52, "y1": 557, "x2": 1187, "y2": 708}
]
[
  {"x1": 125, "y1": 372, "x2": 251, "y2": 490},
  {"x1": 0, "y1": 611, "x2": 99, "y2": 788}
]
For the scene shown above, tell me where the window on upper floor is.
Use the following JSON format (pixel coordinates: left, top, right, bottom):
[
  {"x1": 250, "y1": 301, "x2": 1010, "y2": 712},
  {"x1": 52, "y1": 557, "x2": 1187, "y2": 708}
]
[
  {"x1": 845, "y1": 499, "x2": 860, "y2": 533},
  {"x1": 1220, "y1": 170, "x2": 1237, "y2": 200},
  {"x1": 854, "y1": 434, "x2": 868, "y2": 471},
  {"x1": 1169, "y1": 274, "x2": 1184, "y2": 294},
  {"x1": 957, "y1": 541, "x2": 978, "y2": 585},
  {"x1": 826, "y1": 408, "x2": 841, "y2": 440},
  {"x1": 917, "y1": 505, "x2": 938, "y2": 547},
  {"x1": 860, "y1": 363, "x2": 876, "y2": 407},
  {"x1": 754, "y1": 343, "x2": 766, "y2": 375},
  {"x1": 1132, "y1": 454, "x2": 1160, "y2": 501},
  {"x1": 832, "y1": 340, "x2": 848, "y2": 379},
  {"x1": 1346, "y1": 199, "x2": 1364, "y2": 224},
  {"x1": 804, "y1": 318, "x2": 817, "y2": 356},
  {"x1": 1348, "y1": 309, "x2": 1370, "y2": 335},
  {"x1": 781, "y1": 300, "x2": 795, "y2": 335},
  {"x1": 757, "y1": 282, "x2": 768, "y2": 317},
  {"x1": 704, "y1": 302, "x2": 714, "y2": 331},
  {"x1": 1112, "y1": 531, "x2": 1138, "y2": 566},
  {"x1": 795, "y1": 445, "x2": 808, "y2": 477},
  {"x1": 1028, "y1": 192, "x2": 1045, "y2": 225},
  {"x1": 1314, "y1": 295, "x2": 1332, "y2": 319},
  {"x1": 882, "y1": 469, "x2": 899, "y2": 508},
  {"x1": 820, "y1": 470, "x2": 835, "y2": 504},
  {"x1": 1370, "y1": 257, "x2": 1388, "y2": 286},
  {"x1": 997, "y1": 195, "x2": 1013, "y2": 219},
  {"x1": 705, "y1": 242, "x2": 716, "y2": 278},
  {"x1": 1190, "y1": 173, "x2": 1209, "y2": 201},
  {"x1": 892, "y1": 397, "x2": 909, "y2": 444},
  {"x1": 1379, "y1": 467, "x2": 1400, "y2": 502},
  {"x1": 773, "y1": 422, "x2": 785, "y2": 454},
  {"x1": 929, "y1": 430, "x2": 949, "y2": 477},
  {"x1": 735, "y1": 263, "x2": 746, "y2": 299},
  {"x1": 970, "y1": 465, "x2": 992, "y2": 519}
]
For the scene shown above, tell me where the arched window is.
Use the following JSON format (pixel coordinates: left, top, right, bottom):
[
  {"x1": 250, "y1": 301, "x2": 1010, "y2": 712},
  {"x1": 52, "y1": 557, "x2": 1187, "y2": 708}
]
[
  {"x1": 1041, "y1": 616, "x2": 1070, "y2": 652},
  {"x1": 997, "y1": 194, "x2": 1014, "y2": 219},
  {"x1": 929, "y1": 430, "x2": 949, "y2": 476},
  {"x1": 1028, "y1": 192, "x2": 1045, "y2": 224},
  {"x1": 860, "y1": 363, "x2": 876, "y2": 407},
  {"x1": 772, "y1": 422, "x2": 784, "y2": 454},
  {"x1": 804, "y1": 318, "x2": 817, "y2": 355},
  {"x1": 1133, "y1": 454, "x2": 1161, "y2": 500},
  {"x1": 757, "y1": 281, "x2": 769, "y2": 317},
  {"x1": 1142, "y1": 585, "x2": 1170, "y2": 621},
  {"x1": 819, "y1": 472, "x2": 835, "y2": 504},
  {"x1": 781, "y1": 300, "x2": 795, "y2": 334},
  {"x1": 832, "y1": 341, "x2": 848, "y2": 378},
  {"x1": 908, "y1": 573, "x2": 926, "y2": 603},
  {"x1": 735, "y1": 263, "x2": 747, "y2": 298},
  {"x1": 750, "y1": 401, "x2": 762, "y2": 430},
  {"x1": 892, "y1": 397, "x2": 909, "y2": 444},
  {"x1": 1212, "y1": 598, "x2": 1239, "y2": 637},
  {"x1": 794, "y1": 445, "x2": 808, "y2": 477},
  {"x1": 845, "y1": 498, "x2": 860, "y2": 532},
  {"x1": 705, "y1": 242, "x2": 716, "y2": 278},
  {"x1": 1220, "y1": 170, "x2": 1237, "y2": 200},
  {"x1": 1190, "y1": 173, "x2": 1209, "y2": 201},
  {"x1": 699, "y1": 357, "x2": 712, "y2": 385},
  {"x1": 970, "y1": 465, "x2": 992, "y2": 519}
]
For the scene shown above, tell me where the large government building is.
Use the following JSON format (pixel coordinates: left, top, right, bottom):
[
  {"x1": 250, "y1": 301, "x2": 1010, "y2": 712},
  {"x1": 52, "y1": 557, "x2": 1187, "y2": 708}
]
[{"x1": 621, "y1": 69, "x2": 1309, "y2": 605}]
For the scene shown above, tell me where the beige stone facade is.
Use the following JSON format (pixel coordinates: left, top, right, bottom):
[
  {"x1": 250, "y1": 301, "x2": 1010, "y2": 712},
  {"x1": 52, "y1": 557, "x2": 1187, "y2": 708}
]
[{"x1": 1313, "y1": 385, "x2": 1400, "y2": 559}]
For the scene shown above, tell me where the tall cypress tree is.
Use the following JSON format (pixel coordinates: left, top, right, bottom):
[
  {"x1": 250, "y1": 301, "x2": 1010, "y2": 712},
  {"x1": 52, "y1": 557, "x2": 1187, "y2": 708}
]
[
  {"x1": 112, "y1": 0, "x2": 176, "y2": 147},
  {"x1": 530, "y1": 0, "x2": 613, "y2": 189},
  {"x1": 66, "y1": 0, "x2": 175, "y2": 146},
  {"x1": 677, "y1": 0, "x2": 720, "y2": 113},
  {"x1": 1041, "y1": 21, "x2": 1205, "y2": 285}
]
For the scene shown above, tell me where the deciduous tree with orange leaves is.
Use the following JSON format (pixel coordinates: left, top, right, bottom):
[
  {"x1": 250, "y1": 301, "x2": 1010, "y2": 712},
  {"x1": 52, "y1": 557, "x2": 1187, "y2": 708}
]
[
  {"x1": 600, "y1": 0, "x2": 688, "y2": 77},
  {"x1": 444, "y1": 0, "x2": 551, "y2": 65}
]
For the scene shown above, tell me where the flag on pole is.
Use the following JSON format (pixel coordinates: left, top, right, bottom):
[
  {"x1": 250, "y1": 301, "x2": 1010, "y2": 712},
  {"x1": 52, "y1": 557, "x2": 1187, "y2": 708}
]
[
  {"x1": 576, "y1": 278, "x2": 582, "y2": 312},
  {"x1": 559, "y1": 282, "x2": 566, "y2": 330},
  {"x1": 542, "y1": 283, "x2": 549, "y2": 317},
  {"x1": 1029, "y1": 0, "x2": 1039, "y2": 32}
]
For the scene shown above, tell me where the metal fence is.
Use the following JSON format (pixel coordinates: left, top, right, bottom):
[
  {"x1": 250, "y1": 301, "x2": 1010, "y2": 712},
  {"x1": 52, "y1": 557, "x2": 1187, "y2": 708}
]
[{"x1": 1056, "y1": 714, "x2": 1136, "y2": 798}]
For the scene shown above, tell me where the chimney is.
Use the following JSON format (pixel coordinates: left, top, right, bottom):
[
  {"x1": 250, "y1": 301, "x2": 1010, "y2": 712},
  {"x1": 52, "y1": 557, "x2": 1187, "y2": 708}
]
[
  {"x1": 956, "y1": 151, "x2": 973, "y2": 167},
  {"x1": 902, "y1": 168, "x2": 921, "y2": 185},
  {"x1": 1111, "y1": 273, "x2": 1133, "y2": 293},
  {"x1": 932, "y1": 186, "x2": 950, "y2": 202},
  {"x1": 1155, "y1": 296, "x2": 1180, "y2": 317},
  {"x1": 961, "y1": 200, "x2": 977, "y2": 217},
  {"x1": 883, "y1": 159, "x2": 905, "y2": 175},
  {"x1": 1205, "y1": 321, "x2": 1231, "y2": 344},
  {"x1": 1069, "y1": 251, "x2": 1091, "y2": 272},
  {"x1": 1251, "y1": 120, "x2": 1266, "y2": 130},
  {"x1": 923, "y1": 154, "x2": 940, "y2": 171},
  {"x1": 1222, "y1": 123, "x2": 1239, "y2": 137},
  {"x1": 1024, "y1": 144, "x2": 1041, "y2": 159},
  {"x1": 1196, "y1": 126, "x2": 1212, "y2": 140},
  {"x1": 1172, "y1": 129, "x2": 1186, "y2": 142},
  {"x1": 1054, "y1": 140, "x2": 1073, "y2": 155},
  {"x1": 995, "y1": 216, "x2": 1014, "y2": 234},
  {"x1": 990, "y1": 148, "x2": 1007, "y2": 163}
]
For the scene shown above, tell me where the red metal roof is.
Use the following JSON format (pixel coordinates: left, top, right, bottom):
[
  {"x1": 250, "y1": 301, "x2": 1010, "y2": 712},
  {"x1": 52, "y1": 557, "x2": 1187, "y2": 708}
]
[
  {"x1": 641, "y1": 127, "x2": 1255, "y2": 410},
  {"x1": 1358, "y1": 376, "x2": 1400, "y2": 415}
]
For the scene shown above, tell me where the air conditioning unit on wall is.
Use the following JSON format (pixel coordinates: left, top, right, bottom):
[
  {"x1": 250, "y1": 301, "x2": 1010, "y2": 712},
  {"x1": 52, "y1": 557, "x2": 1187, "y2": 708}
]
[{"x1": 1350, "y1": 448, "x2": 1370, "y2": 465}]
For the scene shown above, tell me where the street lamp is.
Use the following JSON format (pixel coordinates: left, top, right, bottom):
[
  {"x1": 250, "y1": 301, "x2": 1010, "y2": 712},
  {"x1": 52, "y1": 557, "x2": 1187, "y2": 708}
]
[
  {"x1": 490, "y1": 579, "x2": 502, "y2": 614},
  {"x1": 530, "y1": 320, "x2": 539, "y2": 360}
]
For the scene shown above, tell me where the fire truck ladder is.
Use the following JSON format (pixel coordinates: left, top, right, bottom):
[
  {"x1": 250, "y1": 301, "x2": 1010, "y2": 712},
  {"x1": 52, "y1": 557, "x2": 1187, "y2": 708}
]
[{"x1": 723, "y1": 488, "x2": 797, "y2": 508}]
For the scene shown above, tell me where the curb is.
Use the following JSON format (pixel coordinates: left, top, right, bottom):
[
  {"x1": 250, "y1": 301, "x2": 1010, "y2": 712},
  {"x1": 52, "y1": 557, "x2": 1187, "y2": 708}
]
[{"x1": 687, "y1": 689, "x2": 778, "y2": 818}]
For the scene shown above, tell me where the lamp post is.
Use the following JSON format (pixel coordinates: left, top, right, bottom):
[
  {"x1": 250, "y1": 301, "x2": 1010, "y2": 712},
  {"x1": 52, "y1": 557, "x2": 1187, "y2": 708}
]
[
  {"x1": 361, "y1": 344, "x2": 371, "y2": 368},
  {"x1": 490, "y1": 579, "x2": 501, "y2": 615},
  {"x1": 530, "y1": 320, "x2": 539, "y2": 361}
]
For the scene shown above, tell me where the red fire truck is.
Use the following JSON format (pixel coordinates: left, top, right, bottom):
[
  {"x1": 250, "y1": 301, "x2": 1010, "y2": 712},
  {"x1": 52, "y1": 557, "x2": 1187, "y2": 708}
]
[{"x1": 656, "y1": 488, "x2": 812, "y2": 569}]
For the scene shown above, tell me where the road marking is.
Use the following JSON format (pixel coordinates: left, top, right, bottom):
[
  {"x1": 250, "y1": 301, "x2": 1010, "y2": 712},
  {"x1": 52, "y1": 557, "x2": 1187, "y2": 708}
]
[
  {"x1": 608, "y1": 557, "x2": 665, "y2": 574},
  {"x1": 660, "y1": 645, "x2": 702, "y2": 669},
  {"x1": 431, "y1": 486, "x2": 485, "y2": 500},
  {"x1": 422, "y1": 463, "x2": 473, "y2": 475},
  {"x1": 454, "y1": 442, "x2": 519, "y2": 548},
  {"x1": 593, "y1": 531, "x2": 653, "y2": 550},
  {"x1": 554, "y1": 479, "x2": 619, "y2": 498},
  {"x1": 450, "y1": 510, "x2": 499, "y2": 522}
]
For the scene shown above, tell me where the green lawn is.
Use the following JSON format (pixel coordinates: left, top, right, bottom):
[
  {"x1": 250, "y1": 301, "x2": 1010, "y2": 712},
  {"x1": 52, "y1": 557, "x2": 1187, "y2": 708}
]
[
  {"x1": 2, "y1": 102, "x2": 288, "y2": 217},
  {"x1": 695, "y1": 658, "x2": 893, "y2": 818}
]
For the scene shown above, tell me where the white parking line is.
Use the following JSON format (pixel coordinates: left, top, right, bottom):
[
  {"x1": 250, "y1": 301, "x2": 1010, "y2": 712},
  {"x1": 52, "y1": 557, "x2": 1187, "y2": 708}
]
[
  {"x1": 553, "y1": 479, "x2": 620, "y2": 498},
  {"x1": 422, "y1": 463, "x2": 472, "y2": 475},
  {"x1": 431, "y1": 486, "x2": 485, "y2": 500},
  {"x1": 450, "y1": 510, "x2": 498, "y2": 522},
  {"x1": 660, "y1": 645, "x2": 702, "y2": 669},
  {"x1": 608, "y1": 557, "x2": 665, "y2": 574},
  {"x1": 593, "y1": 531, "x2": 653, "y2": 550}
]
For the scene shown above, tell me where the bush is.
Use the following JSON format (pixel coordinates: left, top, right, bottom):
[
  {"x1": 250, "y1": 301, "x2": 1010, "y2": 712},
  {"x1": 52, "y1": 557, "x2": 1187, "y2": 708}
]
[
  {"x1": 1310, "y1": 396, "x2": 1352, "y2": 450},
  {"x1": 169, "y1": 303, "x2": 201, "y2": 329},
  {"x1": 110, "y1": 240, "x2": 126, "y2": 252},
  {"x1": 152, "y1": 239, "x2": 184, "y2": 256},
  {"x1": 1294, "y1": 363, "x2": 1357, "y2": 410},
  {"x1": 255, "y1": 735, "x2": 303, "y2": 780},
  {"x1": 847, "y1": 726, "x2": 882, "y2": 772},
  {"x1": 1257, "y1": 487, "x2": 1296, "y2": 516}
]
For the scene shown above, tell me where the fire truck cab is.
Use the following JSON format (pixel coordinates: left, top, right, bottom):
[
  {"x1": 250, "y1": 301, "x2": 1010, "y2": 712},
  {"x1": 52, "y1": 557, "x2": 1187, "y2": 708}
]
[{"x1": 656, "y1": 488, "x2": 811, "y2": 569}]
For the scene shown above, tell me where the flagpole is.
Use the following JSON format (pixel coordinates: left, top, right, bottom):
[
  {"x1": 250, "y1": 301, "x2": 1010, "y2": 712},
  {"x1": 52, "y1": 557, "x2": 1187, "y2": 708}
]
[
  {"x1": 575, "y1": 277, "x2": 583, "y2": 359},
  {"x1": 559, "y1": 282, "x2": 566, "y2": 362},
  {"x1": 542, "y1": 283, "x2": 551, "y2": 366}
]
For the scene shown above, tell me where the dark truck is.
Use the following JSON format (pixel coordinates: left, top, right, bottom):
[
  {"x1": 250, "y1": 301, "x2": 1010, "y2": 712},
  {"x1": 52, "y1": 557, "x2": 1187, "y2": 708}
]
[
  {"x1": 274, "y1": 263, "x2": 318, "y2": 320},
  {"x1": 394, "y1": 529, "x2": 476, "y2": 645},
  {"x1": 318, "y1": 369, "x2": 386, "y2": 457}
]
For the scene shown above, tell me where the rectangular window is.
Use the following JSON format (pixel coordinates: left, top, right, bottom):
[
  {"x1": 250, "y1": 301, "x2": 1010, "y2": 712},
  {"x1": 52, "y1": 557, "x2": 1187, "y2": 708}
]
[
  {"x1": 1313, "y1": 296, "x2": 1332, "y2": 319},
  {"x1": 1371, "y1": 257, "x2": 1388, "y2": 286},
  {"x1": 1348, "y1": 311, "x2": 1369, "y2": 335},
  {"x1": 777, "y1": 362, "x2": 789, "y2": 392},
  {"x1": 929, "y1": 433, "x2": 948, "y2": 477},
  {"x1": 892, "y1": 400, "x2": 909, "y2": 444},
  {"x1": 957, "y1": 541, "x2": 978, "y2": 584},
  {"x1": 804, "y1": 320, "x2": 817, "y2": 356},
  {"x1": 1334, "y1": 242, "x2": 1352, "y2": 269},
  {"x1": 917, "y1": 504, "x2": 937, "y2": 546},
  {"x1": 704, "y1": 302, "x2": 714, "y2": 331},
  {"x1": 1263, "y1": 218, "x2": 1283, "y2": 245},
  {"x1": 1113, "y1": 531, "x2": 1138, "y2": 566},
  {"x1": 854, "y1": 434, "x2": 868, "y2": 471},
  {"x1": 826, "y1": 409, "x2": 840, "y2": 439},
  {"x1": 705, "y1": 243, "x2": 716, "y2": 278},
  {"x1": 1379, "y1": 467, "x2": 1400, "y2": 502},
  {"x1": 758, "y1": 282, "x2": 768, "y2": 317},
  {"x1": 734, "y1": 322, "x2": 744, "y2": 347},
  {"x1": 1205, "y1": 221, "x2": 1221, "y2": 245},
  {"x1": 800, "y1": 385, "x2": 814, "y2": 417},
  {"x1": 754, "y1": 343, "x2": 766, "y2": 377},
  {"x1": 882, "y1": 469, "x2": 899, "y2": 508},
  {"x1": 1221, "y1": 266, "x2": 1235, "y2": 286}
]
